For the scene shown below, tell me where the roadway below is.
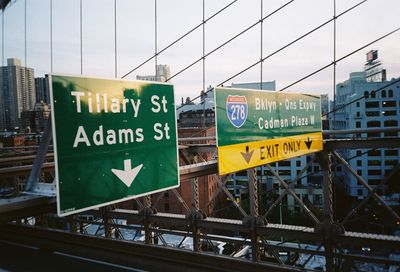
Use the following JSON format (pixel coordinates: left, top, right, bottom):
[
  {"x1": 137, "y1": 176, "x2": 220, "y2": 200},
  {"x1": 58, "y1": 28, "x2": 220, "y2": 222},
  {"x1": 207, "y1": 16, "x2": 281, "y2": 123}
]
[
  {"x1": 0, "y1": 224, "x2": 301, "y2": 272},
  {"x1": 0, "y1": 239, "x2": 147, "y2": 272}
]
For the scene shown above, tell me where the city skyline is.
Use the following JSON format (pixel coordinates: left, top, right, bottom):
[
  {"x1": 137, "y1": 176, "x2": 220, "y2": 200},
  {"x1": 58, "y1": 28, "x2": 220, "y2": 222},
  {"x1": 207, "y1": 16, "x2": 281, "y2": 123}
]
[{"x1": 1, "y1": 0, "x2": 399, "y2": 103}]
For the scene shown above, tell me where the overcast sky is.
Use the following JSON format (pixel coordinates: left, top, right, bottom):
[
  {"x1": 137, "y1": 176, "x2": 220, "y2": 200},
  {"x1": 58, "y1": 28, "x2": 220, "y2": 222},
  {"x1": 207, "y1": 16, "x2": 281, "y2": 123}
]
[{"x1": 2, "y1": 0, "x2": 400, "y2": 103}]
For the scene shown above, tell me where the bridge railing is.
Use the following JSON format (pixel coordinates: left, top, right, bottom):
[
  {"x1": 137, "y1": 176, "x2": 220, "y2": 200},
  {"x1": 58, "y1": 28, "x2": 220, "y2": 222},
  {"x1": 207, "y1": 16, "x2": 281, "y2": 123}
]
[{"x1": 1, "y1": 127, "x2": 399, "y2": 271}]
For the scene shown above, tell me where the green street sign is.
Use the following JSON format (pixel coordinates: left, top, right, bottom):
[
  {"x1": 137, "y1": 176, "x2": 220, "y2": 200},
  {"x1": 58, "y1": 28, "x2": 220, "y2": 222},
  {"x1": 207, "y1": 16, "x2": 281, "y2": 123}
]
[
  {"x1": 215, "y1": 87, "x2": 323, "y2": 175},
  {"x1": 50, "y1": 74, "x2": 179, "y2": 216}
]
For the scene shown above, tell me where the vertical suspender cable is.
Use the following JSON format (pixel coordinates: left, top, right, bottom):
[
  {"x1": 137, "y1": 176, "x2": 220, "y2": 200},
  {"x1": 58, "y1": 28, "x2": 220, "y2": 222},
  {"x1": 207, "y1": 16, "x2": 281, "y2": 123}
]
[
  {"x1": 154, "y1": 0, "x2": 158, "y2": 78},
  {"x1": 24, "y1": 0, "x2": 27, "y2": 67},
  {"x1": 332, "y1": 0, "x2": 337, "y2": 222},
  {"x1": 114, "y1": 0, "x2": 117, "y2": 78},
  {"x1": 80, "y1": 0, "x2": 83, "y2": 75},
  {"x1": 260, "y1": 0, "x2": 263, "y2": 90},
  {"x1": 333, "y1": 0, "x2": 337, "y2": 130},
  {"x1": 202, "y1": 0, "x2": 205, "y2": 92},
  {"x1": 202, "y1": 0, "x2": 206, "y2": 128},
  {"x1": 24, "y1": 0, "x2": 27, "y2": 104},
  {"x1": 50, "y1": 0, "x2": 53, "y2": 72},
  {"x1": 2, "y1": 9, "x2": 4, "y2": 66}
]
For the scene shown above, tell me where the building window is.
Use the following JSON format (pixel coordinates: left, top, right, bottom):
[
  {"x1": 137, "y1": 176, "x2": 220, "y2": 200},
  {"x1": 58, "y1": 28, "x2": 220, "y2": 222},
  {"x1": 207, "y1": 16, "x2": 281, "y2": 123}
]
[
  {"x1": 384, "y1": 120, "x2": 398, "y2": 127},
  {"x1": 313, "y1": 195, "x2": 322, "y2": 205},
  {"x1": 356, "y1": 102, "x2": 360, "y2": 107},
  {"x1": 382, "y1": 101, "x2": 396, "y2": 107},
  {"x1": 368, "y1": 169, "x2": 381, "y2": 175},
  {"x1": 356, "y1": 121, "x2": 361, "y2": 128},
  {"x1": 367, "y1": 132, "x2": 381, "y2": 138},
  {"x1": 367, "y1": 150, "x2": 380, "y2": 156},
  {"x1": 357, "y1": 170, "x2": 362, "y2": 176},
  {"x1": 356, "y1": 112, "x2": 360, "y2": 117},
  {"x1": 279, "y1": 161, "x2": 290, "y2": 167},
  {"x1": 381, "y1": 90, "x2": 386, "y2": 98},
  {"x1": 384, "y1": 131, "x2": 398, "y2": 137},
  {"x1": 369, "y1": 179, "x2": 380, "y2": 185},
  {"x1": 296, "y1": 161, "x2": 301, "y2": 167},
  {"x1": 279, "y1": 170, "x2": 291, "y2": 176},
  {"x1": 365, "y1": 101, "x2": 379, "y2": 108},
  {"x1": 356, "y1": 150, "x2": 362, "y2": 156},
  {"x1": 370, "y1": 91, "x2": 376, "y2": 98},
  {"x1": 357, "y1": 189, "x2": 363, "y2": 196},
  {"x1": 357, "y1": 160, "x2": 362, "y2": 166},
  {"x1": 367, "y1": 121, "x2": 380, "y2": 128},
  {"x1": 364, "y1": 91, "x2": 369, "y2": 98},
  {"x1": 382, "y1": 110, "x2": 396, "y2": 116},
  {"x1": 367, "y1": 160, "x2": 380, "y2": 166},
  {"x1": 385, "y1": 160, "x2": 397, "y2": 166},
  {"x1": 385, "y1": 149, "x2": 398, "y2": 156},
  {"x1": 366, "y1": 111, "x2": 379, "y2": 117},
  {"x1": 388, "y1": 89, "x2": 393, "y2": 97}
]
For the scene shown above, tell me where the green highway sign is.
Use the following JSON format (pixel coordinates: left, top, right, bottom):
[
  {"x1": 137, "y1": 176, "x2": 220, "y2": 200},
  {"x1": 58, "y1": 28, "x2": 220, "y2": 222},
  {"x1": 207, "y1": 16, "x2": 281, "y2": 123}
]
[
  {"x1": 50, "y1": 74, "x2": 179, "y2": 216},
  {"x1": 215, "y1": 87, "x2": 323, "y2": 175}
]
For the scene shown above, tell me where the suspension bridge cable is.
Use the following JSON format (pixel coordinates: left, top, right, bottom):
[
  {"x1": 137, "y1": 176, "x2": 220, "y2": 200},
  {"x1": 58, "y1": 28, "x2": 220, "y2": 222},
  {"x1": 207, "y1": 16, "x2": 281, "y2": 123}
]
[
  {"x1": 177, "y1": 0, "x2": 365, "y2": 110},
  {"x1": 278, "y1": 26, "x2": 400, "y2": 92},
  {"x1": 333, "y1": 0, "x2": 337, "y2": 130},
  {"x1": 2, "y1": 9, "x2": 4, "y2": 66},
  {"x1": 24, "y1": 0, "x2": 27, "y2": 100},
  {"x1": 167, "y1": 0, "x2": 295, "y2": 82},
  {"x1": 24, "y1": 0, "x2": 26, "y2": 67},
  {"x1": 121, "y1": 0, "x2": 238, "y2": 79},
  {"x1": 202, "y1": 0, "x2": 206, "y2": 128},
  {"x1": 217, "y1": 0, "x2": 367, "y2": 87},
  {"x1": 260, "y1": 0, "x2": 263, "y2": 90},
  {"x1": 50, "y1": 0, "x2": 53, "y2": 72},
  {"x1": 154, "y1": 0, "x2": 158, "y2": 78},
  {"x1": 80, "y1": 0, "x2": 83, "y2": 75},
  {"x1": 1, "y1": 9, "x2": 4, "y2": 66},
  {"x1": 114, "y1": 0, "x2": 117, "y2": 78},
  {"x1": 169, "y1": 0, "x2": 391, "y2": 115}
]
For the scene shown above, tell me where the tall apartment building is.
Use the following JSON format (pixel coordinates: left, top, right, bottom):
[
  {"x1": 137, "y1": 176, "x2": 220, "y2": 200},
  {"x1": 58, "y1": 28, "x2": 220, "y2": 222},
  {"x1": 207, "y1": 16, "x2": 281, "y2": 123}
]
[
  {"x1": 136, "y1": 64, "x2": 171, "y2": 82},
  {"x1": 332, "y1": 51, "x2": 399, "y2": 199},
  {"x1": 35, "y1": 75, "x2": 50, "y2": 104},
  {"x1": 0, "y1": 58, "x2": 36, "y2": 131}
]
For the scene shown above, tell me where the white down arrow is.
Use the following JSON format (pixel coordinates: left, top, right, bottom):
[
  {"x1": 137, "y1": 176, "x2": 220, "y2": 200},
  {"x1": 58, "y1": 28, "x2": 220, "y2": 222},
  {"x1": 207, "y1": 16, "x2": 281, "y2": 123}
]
[{"x1": 111, "y1": 159, "x2": 143, "y2": 187}]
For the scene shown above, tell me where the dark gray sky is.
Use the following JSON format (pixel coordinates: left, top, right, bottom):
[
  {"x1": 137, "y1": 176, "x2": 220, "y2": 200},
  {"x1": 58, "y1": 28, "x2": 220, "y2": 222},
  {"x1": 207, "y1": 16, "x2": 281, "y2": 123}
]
[{"x1": 2, "y1": 0, "x2": 399, "y2": 102}]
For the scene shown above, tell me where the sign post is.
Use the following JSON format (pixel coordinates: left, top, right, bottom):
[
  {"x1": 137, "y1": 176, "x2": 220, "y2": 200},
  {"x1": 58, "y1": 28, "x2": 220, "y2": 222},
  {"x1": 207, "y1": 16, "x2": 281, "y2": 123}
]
[
  {"x1": 215, "y1": 87, "x2": 323, "y2": 175},
  {"x1": 50, "y1": 74, "x2": 179, "y2": 216}
]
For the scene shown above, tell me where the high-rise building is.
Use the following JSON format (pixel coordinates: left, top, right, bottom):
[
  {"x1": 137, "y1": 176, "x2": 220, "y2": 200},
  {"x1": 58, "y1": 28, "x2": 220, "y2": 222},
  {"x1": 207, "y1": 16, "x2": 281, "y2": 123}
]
[
  {"x1": 320, "y1": 94, "x2": 330, "y2": 130},
  {"x1": 35, "y1": 75, "x2": 50, "y2": 104},
  {"x1": 0, "y1": 58, "x2": 36, "y2": 131},
  {"x1": 136, "y1": 64, "x2": 171, "y2": 82},
  {"x1": 332, "y1": 51, "x2": 399, "y2": 199}
]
